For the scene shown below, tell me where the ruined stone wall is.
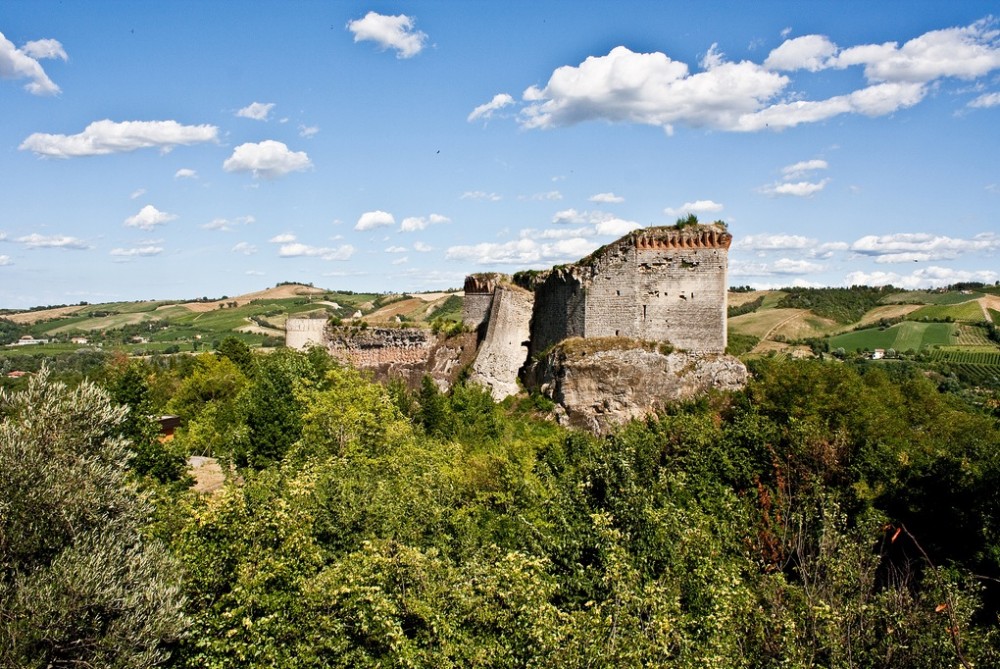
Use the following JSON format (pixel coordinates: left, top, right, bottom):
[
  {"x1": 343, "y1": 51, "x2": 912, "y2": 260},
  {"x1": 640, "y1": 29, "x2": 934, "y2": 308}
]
[
  {"x1": 462, "y1": 273, "x2": 508, "y2": 331},
  {"x1": 525, "y1": 269, "x2": 586, "y2": 358},
  {"x1": 468, "y1": 283, "x2": 534, "y2": 400},
  {"x1": 327, "y1": 327, "x2": 477, "y2": 390},
  {"x1": 326, "y1": 327, "x2": 434, "y2": 368},
  {"x1": 583, "y1": 244, "x2": 728, "y2": 352},
  {"x1": 285, "y1": 317, "x2": 327, "y2": 351},
  {"x1": 527, "y1": 225, "x2": 731, "y2": 354}
]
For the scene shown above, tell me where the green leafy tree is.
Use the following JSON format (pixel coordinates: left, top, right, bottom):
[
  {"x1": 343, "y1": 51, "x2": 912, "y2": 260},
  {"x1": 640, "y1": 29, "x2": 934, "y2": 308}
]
[
  {"x1": 104, "y1": 358, "x2": 186, "y2": 482},
  {"x1": 215, "y1": 336, "x2": 256, "y2": 376},
  {"x1": 0, "y1": 370, "x2": 186, "y2": 668}
]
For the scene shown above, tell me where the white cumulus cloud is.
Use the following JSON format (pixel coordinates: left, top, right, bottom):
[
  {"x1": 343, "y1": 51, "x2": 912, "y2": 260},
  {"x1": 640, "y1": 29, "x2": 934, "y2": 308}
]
[
  {"x1": 595, "y1": 218, "x2": 641, "y2": 236},
  {"x1": 174, "y1": 168, "x2": 198, "y2": 179},
  {"x1": 520, "y1": 46, "x2": 788, "y2": 133},
  {"x1": 851, "y1": 232, "x2": 1000, "y2": 262},
  {"x1": 846, "y1": 266, "x2": 1000, "y2": 289},
  {"x1": 269, "y1": 233, "x2": 296, "y2": 243},
  {"x1": 236, "y1": 102, "x2": 275, "y2": 120},
  {"x1": 232, "y1": 242, "x2": 257, "y2": 255},
  {"x1": 663, "y1": 199, "x2": 724, "y2": 217},
  {"x1": 468, "y1": 93, "x2": 515, "y2": 122},
  {"x1": 833, "y1": 19, "x2": 1000, "y2": 83},
  {"x1": 589, "y1": 192, "x2": 625, "y2": 204},
  {"x1": 517, "y1": 20, "x2": 1000, "y2": 135},
  {"x1": 734, "y1": 234, "x2": 817, "y2": 250},
  {"x1": 355, "y1": 210, "x2": 395, "y2": 231},
  {"x1": 764, "y1": 35, "x2": 838, "y2": 72},
  {"x1": 20, "y1": 119, "x2": 218, "y2": 157},
  {"x1": 124, "y1": 205, "x2": 177, "y2": 231},
  {"x1": 413, "y1": 241, "x2": 433, "y2": 252},
  {"x1": 446, "y1": 236, "x2": 600, "y2": 266},
  {"x1": 0, "y1": 255, "x2": 11, "y2": 266},
  {"x1": 0, "y1": 31, "x2": 64, "y2": 95},
  {"x1": 347, "y1": 11, "x2": 427, "y2": 58},
  {"x1": 223, "y1": 140, "x2": 311, "y2": 178}
]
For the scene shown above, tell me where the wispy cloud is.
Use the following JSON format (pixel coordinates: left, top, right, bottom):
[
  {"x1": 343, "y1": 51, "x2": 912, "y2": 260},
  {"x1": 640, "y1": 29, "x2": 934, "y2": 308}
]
[
  {"x1": 20, "y1": 119, "x2": 218, "y2": 157},
  {"x1": 278, "y1": 243, "x2": 355, "y2": 261},
  {"x1": 15, "y1": 233, "x2": 89, "y2": 250},
  {"x1": 589, "y1": 192, "x2": 625, "y2": 204},
  {"x1": 400, "y1": 213, "x2": 450, "y2": 232},
  {"x1": 236, "y1": 102, "x2": 275, "y2": 121},
  {"x1": 110, "y1": 245, "x2": 163, "y2": 258},
  {"x1": 203, "y1": 215, "x2": 255, "y2": 231},
  {"x1": 468, "y1": 93, "x2": 515, "y2": 122}
]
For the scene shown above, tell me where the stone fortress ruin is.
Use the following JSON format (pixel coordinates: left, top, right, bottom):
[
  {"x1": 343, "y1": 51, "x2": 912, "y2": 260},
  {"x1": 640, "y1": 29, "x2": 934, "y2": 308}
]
[
  {"x1": 286, "y1": 221, "x2": 745, "y2": 431},
  {"x1": 464, "y1": 222, "x2": 735, "y2": 401}
]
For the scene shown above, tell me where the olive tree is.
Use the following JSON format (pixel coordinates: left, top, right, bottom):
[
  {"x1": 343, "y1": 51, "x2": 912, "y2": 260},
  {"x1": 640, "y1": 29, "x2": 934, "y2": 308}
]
[{"x1": 0, "y1": 369, "x2": 186, "y2": 668}]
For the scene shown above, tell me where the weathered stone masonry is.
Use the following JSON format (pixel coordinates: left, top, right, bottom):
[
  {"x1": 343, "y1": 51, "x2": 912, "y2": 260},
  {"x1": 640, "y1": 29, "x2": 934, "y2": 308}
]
[
  {"x1": 465, "y1": 223, "x2": 733, "y2": 401},
  {"x1": 519, "y1": 224, "x2": 731, "y2": 356}
]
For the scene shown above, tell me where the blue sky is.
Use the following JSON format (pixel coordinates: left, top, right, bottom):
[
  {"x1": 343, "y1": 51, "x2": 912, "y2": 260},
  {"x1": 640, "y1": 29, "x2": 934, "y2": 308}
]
[{"x1": 1, "y1": 1, "x2": 998, "y2": 308}]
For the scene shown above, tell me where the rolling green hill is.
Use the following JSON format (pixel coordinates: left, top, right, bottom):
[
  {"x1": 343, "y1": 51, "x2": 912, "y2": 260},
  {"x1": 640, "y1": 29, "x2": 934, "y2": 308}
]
[
  {"x1": 726, "y1": 286, "x2": 1000, "y2": 388},
  {"x1": 1, "y1": 284, "x2": 460, "y2": 357}
]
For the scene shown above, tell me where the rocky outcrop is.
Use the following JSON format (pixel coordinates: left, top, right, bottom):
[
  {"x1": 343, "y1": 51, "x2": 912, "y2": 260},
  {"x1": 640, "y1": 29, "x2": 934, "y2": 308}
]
[
  {"x1": 468, "y1": 283, "x2": 534, "y2": 400},
  {"x1": 524, "y1": 338, "x2": 748, "y2": 434}
]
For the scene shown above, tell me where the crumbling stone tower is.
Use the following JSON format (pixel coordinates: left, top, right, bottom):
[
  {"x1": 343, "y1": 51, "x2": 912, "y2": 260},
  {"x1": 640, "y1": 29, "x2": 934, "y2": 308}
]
[
  {"x1": 520, "y1": 223, "x2": 732, "y2": 356},
  {"x1": 463, "y1": 223, "x2": 732, "y2": 400}
]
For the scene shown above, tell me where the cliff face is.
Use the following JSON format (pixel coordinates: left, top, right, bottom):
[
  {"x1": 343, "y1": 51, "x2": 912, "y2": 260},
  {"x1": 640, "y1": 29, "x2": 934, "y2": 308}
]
[{"x1": 525, "y1": 338, "x2": 747, "y2": 434}]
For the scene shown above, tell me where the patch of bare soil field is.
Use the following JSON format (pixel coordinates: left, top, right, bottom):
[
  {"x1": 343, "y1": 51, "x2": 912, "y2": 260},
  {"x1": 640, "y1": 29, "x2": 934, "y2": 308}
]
[
  {"x1": 857, "y1": 304, "x2": 922, "y2": 327},
  {"x1": 180, "y1": 284, "x2": 326, "y2": 313},
  {"x1": 4, "y1": 305, "x2": 86, "y2": 324}
]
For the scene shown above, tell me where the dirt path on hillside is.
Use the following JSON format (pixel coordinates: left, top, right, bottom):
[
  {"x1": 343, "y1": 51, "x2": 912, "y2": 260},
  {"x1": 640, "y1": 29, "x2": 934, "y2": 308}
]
[
  {"x1": 759, "y1": 311, "x2": 806, "y2": 342},
  {"x1": 981, "y1": 296, "x2": 999, "y2": 323}
]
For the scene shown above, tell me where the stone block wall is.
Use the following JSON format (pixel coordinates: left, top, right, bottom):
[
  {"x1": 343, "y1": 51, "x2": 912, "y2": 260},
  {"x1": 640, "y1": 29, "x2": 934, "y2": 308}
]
[
  {"x1": 462, "y1": 273, "x2": 508, "y2": 332},
  {"x1": 583, "y1": 243, "x2": 728, "y2": 351}
]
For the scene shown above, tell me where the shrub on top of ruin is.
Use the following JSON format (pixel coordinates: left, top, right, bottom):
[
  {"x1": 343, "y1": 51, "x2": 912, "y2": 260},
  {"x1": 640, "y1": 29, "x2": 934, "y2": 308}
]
[{"x1": 674, "y1": 213, "x2": 699, "y2": 229}]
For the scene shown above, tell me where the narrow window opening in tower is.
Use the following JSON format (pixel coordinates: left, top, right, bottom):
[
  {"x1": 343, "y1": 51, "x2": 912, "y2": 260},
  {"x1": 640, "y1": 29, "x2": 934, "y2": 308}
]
[{"x1": 642, "y1": 305, "x2": 647, "y2": 320}]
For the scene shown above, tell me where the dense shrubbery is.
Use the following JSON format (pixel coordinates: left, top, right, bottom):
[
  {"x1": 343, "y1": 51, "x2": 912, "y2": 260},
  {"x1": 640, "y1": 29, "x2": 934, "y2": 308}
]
[
  {"x1": 3, "y1": 350, "x2": 1000, "y2": 667},
  {"x1": 776, "y1": 286, "x2": 895, "y2": 323},
  {"x1": 727, "y1": 295, "x2": 764, "y2": 318}
]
